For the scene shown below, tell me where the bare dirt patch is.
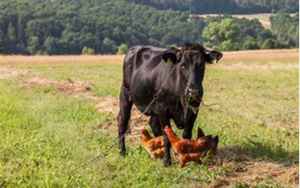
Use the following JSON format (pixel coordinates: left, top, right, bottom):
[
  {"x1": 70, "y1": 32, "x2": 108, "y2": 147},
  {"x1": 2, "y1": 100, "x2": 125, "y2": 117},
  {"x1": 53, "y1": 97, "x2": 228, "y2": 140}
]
[
  {"x1": 210, "y1": 147, "x2": 299, "y2": 187},
  {"x1": 0, "y1": 67, "x2": 29, "y2": 79},
  {"x1": 95, "y1": 96, "x2": 119, "y2": 114},
  {"x1": 95, "y1": 96, "x2": 149, "y2": 143},
  {"x1": 24, "y1": 77, "x2": 92, "y2": 94},
  {"x1": 0, "y1": 66, "x2": 92, "y2": 95},
  {"x1": 213, "y1": 162, "x2": 298, "y2": 187},
  {"x1": 22, "y1": 76, "x2": 147, "y2": 142}
]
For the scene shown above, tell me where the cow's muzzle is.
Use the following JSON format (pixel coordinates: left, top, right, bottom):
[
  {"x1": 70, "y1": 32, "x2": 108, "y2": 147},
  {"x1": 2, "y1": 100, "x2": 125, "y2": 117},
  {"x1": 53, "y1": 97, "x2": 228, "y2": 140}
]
[{"x1": 186, "y1": 88, "x2": 202, "y2": 107}]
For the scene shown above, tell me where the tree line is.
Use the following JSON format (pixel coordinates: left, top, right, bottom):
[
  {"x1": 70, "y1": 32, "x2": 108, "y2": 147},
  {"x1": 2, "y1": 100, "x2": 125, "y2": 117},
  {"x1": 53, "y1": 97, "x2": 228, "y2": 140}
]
[
  {"x1": 0, "y1": 0, "x2": 298, "y2": 55},
  {"x1": 0, "y1": 0, "x2": 205, "y2": 55},
  {"x1": 270, "y1": 13, "x2": 299, "y2": 48}
]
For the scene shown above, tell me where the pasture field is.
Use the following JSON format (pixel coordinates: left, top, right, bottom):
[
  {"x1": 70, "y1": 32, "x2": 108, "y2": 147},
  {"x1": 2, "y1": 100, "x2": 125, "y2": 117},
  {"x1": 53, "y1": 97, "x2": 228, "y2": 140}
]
[
  {"x1": 0, "y1": 49, "x2": 298, "y2": 187},
  {"x1": 193, "y1": 13, "x2": 297, "y2": 29}
]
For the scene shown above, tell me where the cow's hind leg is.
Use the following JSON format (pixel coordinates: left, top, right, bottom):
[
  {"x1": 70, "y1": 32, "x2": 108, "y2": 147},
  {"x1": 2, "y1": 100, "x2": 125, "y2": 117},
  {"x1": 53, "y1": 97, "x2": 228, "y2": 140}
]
[
  {"x1": 149, "y1": 116, "x2": 163, "y2": 137},
  {"x1": 117, "y1": 86, "x2": 133, "y2": 156}
]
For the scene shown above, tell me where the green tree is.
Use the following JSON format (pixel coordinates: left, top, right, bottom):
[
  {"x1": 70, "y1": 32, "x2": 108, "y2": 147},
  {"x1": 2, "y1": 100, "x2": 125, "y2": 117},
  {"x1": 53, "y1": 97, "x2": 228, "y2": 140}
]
[
  {"x1": 117, "y1": 43, "x2": 128, "y2": 55},
  {"x1": 7, "y1": 22, "x2": 17, "y2": 53},
  {"x1": 102, "y1": 38, "x2": 117, "y2": 54},
  {"x1": 7, "y1": 23, "x2": 17, "y2": 43},
  {"x1": 261, "y1": 39, "x2": 277, "y2": 49},
  {"x1": 243, "y1": 37, "x2": 259, "y2": 49},
  {"x1": 44, "y1": 37, "x2": 60, "y2": 55},
  {"x1": 27, "y1": 36, "x2": 40, "y2": 54},
  {"x1": 203, "y1": 18, "x2": 240, "y2": 51},
  {"x1": 0, "y1": 30, "x2": 4, "y2": 53}
]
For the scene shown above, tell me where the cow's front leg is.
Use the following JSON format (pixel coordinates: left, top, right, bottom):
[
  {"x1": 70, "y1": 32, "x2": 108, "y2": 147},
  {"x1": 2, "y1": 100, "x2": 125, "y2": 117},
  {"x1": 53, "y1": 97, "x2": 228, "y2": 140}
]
[
  {"x1": 163, "y1": 128, "x2": 172, "y2": 166},
  {"x1": 182, "y1": 112, "x2": 198, "y2": 139},
  {"x1": 117, "y1": 86, "x2": 133, "y2": 156},
  {"x1": 182, "y1": 124, "x2": 193, "y2": 139},
  {"x1": 160, "y1": 118, "x2": 171, "y2": 166},
  {"x1": 149, "y1": 116, "x2": 163, "y2": 137}
]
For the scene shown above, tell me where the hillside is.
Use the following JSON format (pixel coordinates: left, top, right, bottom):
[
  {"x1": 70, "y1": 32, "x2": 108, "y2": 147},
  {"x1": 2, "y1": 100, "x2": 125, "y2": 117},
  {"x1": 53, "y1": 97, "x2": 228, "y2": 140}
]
[
  {"x1": 0, "y1": 0, "x2": 298, "y2": 55},
  {"x1": 0, "y1": 0, "x2": 205, "y2": 54}
]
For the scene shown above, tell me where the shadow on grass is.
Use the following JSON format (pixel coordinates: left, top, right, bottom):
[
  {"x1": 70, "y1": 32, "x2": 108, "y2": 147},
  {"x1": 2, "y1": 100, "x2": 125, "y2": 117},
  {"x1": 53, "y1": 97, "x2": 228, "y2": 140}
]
[{"x1": 217, "y1": 142, "x2": 298, "y2": 166}]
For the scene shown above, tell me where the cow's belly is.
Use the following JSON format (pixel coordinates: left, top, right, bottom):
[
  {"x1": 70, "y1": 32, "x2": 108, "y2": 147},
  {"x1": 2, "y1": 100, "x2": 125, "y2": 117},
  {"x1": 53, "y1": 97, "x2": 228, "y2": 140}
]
[
  {"x1": 133, "y1": 98, "x2": 168, "y2": 116},
  {"x1": 133, "y1": 95, "x2": 181, "y2": 118}
]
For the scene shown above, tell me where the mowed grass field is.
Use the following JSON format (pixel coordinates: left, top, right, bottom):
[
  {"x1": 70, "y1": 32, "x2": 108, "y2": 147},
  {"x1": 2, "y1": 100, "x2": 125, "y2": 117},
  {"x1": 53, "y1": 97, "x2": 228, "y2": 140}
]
[{"x1": 0, "y1": 49, "x2": 298, "y2": 187}]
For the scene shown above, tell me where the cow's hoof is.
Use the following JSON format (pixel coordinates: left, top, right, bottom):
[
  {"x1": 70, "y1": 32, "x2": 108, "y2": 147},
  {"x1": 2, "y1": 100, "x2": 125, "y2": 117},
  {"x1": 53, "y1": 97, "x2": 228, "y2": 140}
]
[
  {"x1": 120, "y1": 150, "x2": 126, "y2": 157},
  {"x1": 163, "y1": 159, "x2": 172, "y2": 167}
]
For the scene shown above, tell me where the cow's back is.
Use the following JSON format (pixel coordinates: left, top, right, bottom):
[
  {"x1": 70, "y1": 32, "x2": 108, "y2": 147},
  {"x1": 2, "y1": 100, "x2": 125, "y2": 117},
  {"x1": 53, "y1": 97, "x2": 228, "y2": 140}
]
[
  {"x1": 122, "y1": 46, "x2": 166, "y2": 89},
  {"x1": 124, "y1": 46, "x2": 165, "y2": 68}
]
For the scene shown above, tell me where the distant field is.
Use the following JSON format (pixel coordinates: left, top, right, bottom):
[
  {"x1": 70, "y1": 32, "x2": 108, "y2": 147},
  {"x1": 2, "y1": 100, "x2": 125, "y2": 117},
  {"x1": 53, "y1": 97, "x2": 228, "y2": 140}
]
[
  {"x1": 0, "y1": 49, "x2": 298, "y2": 187},
  {"x1": 0, "y1": 49, "x2": 297, "y2": 64},
  {"x1": 193, "y1": 13, "x2": 296, "y2": 28}
]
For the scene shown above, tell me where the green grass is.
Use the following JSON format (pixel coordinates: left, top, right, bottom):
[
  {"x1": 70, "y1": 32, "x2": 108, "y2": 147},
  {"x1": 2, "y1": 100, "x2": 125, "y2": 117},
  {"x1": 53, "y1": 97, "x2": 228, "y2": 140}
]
[{"x1": 0, "y1": 54, "x2": 298, "y2": 187}]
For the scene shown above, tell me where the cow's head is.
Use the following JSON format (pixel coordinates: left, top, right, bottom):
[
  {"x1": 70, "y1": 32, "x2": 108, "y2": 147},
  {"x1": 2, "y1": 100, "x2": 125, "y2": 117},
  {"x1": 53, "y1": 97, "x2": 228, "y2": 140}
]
[
  {"x1": 162, "y1": 43, "x2": 222, "y2": 110},
  {"x1": 197, "y1": 135, "x2": 219, "y2": 155}
]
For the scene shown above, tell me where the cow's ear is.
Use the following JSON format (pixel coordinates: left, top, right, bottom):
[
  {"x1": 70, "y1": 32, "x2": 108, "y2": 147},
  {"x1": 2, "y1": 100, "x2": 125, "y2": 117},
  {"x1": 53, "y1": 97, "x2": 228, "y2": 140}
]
[
  {"x1": 197, "y1": 127, "x2": 205, "y2": 139},
  {"x1": 162, "y1": 49, "x2": 178, "y2": 64},
  {"x1": 213, "y1": 135, "x2": 219, "y2": 144},
  {"x1": 206, "y1": 50, "x2": 223, "y2": 64}
]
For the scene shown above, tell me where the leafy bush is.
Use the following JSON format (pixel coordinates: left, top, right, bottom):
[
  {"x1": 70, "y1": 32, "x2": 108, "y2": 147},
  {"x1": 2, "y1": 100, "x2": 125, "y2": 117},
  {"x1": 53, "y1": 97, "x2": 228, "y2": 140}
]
[
  {"x1": 261, "y1": 39, "x2": 277, "y2": 49},
  {"x1": 82, "y1": 47, "x2": 95, "y2": 55},
  {"x1": 243, "y1": 37, "x2": 259, "y2": 50},
  {"x1": 117, "y1": 44, "x2": 128, "y2": 55}
]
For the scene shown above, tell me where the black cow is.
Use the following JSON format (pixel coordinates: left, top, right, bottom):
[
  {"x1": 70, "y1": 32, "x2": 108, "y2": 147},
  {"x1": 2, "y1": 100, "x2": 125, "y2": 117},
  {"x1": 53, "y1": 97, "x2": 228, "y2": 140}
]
[{"x1": 117, "y1": 43, "x2": 222, "y2": 166}]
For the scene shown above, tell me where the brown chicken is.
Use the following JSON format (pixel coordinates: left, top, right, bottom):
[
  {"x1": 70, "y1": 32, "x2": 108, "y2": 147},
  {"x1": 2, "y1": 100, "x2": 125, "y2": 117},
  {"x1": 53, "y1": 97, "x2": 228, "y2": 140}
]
[
  {"x1": 140, "y1": 127, "x2": 207, "y2": 160},
  {"x1": 164, "y1": 126, "x2": 219, "y2": 167},
  {"x1": 140, "y1": 129, "x2": 164, "y2": 159}
]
